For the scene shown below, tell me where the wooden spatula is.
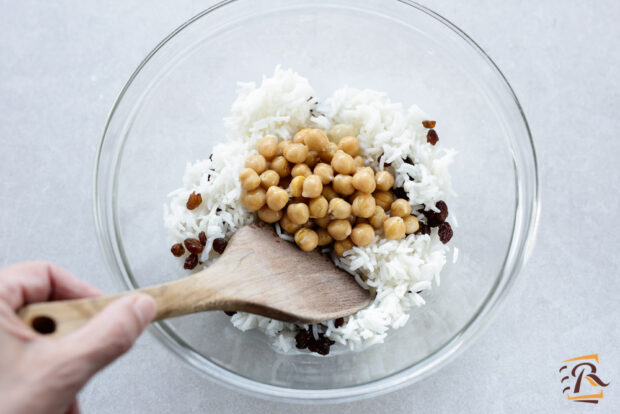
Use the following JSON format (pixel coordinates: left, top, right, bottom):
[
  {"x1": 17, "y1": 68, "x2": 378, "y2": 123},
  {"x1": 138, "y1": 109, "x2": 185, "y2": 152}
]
[{"x1": 18, "y1": 224, "x2": 370, "y2": 338}]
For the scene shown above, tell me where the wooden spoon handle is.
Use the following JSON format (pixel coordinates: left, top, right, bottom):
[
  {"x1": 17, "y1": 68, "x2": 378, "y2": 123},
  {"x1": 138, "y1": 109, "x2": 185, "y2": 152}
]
[{"x1": 17, "y1": 271, "x2": 228, "y2": 338}]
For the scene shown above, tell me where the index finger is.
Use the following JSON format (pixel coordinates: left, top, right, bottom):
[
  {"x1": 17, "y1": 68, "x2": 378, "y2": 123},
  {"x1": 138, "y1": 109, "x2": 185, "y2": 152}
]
[{"x1": 0, "y1": 261, "x2": 102, "y2": 310}]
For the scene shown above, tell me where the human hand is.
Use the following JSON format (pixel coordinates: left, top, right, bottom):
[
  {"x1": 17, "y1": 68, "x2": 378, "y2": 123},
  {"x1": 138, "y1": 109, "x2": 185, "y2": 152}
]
[{"x1": 0, "y1": 261, "x2": 156, "y2": 414}]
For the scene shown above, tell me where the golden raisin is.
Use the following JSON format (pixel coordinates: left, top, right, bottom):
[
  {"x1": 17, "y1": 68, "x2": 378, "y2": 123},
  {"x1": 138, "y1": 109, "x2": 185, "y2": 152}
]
[{"x1": 186, "y1": 192, "x2": 202, "y2": 210}]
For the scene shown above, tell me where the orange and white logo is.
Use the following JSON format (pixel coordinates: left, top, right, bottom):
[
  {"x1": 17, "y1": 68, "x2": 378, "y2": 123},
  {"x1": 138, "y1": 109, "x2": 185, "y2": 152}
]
[{"x1": 560, "y1": 354, "x2": 610, "y2": 404}]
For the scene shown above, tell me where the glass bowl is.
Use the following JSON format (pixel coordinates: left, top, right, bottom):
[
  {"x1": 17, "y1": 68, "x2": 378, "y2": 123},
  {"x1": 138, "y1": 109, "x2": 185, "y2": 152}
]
[{"x1": 94, "y1": 0, "x2": 539, "y2": 403}]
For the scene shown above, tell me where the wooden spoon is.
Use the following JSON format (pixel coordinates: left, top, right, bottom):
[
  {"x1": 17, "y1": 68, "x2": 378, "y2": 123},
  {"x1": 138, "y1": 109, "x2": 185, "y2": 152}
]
[{"x1": 18, "y1": 224, "x2": 370, "y2": 338}]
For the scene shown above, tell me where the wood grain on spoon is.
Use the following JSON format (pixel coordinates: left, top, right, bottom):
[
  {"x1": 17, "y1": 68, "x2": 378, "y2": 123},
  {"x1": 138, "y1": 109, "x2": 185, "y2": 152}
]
[{"x1": 18, "y1": 224, "x2": 371, "y2": 338}]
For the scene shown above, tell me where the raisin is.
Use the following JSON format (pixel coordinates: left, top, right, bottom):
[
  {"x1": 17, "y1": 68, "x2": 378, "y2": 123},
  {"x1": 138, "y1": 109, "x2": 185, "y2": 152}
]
[
  {"x1": 212, "y1": 238, "x2": 227, "y2": 254},
  {"x1": 295, "y1": 329, "x2": 312, "y2": 349},
  {"x1": 427, "y1": 129, "x2": 439, "y2": 145},
  {"x1": 334, "y1": 317, "x2": 344, "y2": 328},
  {"x1": 416, "y1": 222, "x2": 431, "y2": 235},
  {"x1": 315, "y1": 334, "x2": 335, "y2": 355},
  {"x1": 425, "y1": 201, "x2": 449, "y2": 227},
  {"x1": 438, "y1": 222, "x2": 453, "y2": 244},
  {"x1": 186, "y1": 192, "x2": 202, "y2": 210},
  {"x1": 422, "y1": 120, "x2": 436, "y2": 128},
  {"x1": 183, "y1": 254, "x2": 199, "y2": 269},
  {"x1": 184, "y1": 238, "x2": 204, "y2": 255},
  {"x1": 170, "y1": 243, "x2": 185, "y2": 257},
  {"x1": 393, "y1": 186, "x2": 408, "y2": 200},
  {"x1": 224, "y1": 311, "x2": 237, "y2": 316},
  {"x1": 198, "y1": 231, "x2": 207, "y2": 246},
  {"x1": 404, "y1": 157, "x2": 415, "y2": 166}
]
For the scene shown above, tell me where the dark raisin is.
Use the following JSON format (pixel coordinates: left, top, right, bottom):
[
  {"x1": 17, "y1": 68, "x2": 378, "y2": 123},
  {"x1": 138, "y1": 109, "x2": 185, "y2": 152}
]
[
  {"x1": 186, "y1": 192, "x2": 202, "y2": 210},
  {"x1": 198, "y1": 231, "x2": 207, "y2": 246},
  {"x1": 393, "y1": 186, "x2": 408, "y2": 200},
  {"x1": 427, "y1": 129, "x2": 439, "y2": 145},
  {"x1": 416, "y1": 222, "x2": 431, "y2": 235},
  {"x1": 216, "y1": 208, "x2": 222, "y2": 213},
  {"x1": 183, "y1": 254, "x2": 199, "y2": 269},
  {"x1": 425, "y1": 201, "x2": 449, "y2": 227},
  {"x1": 315, "y1": 334, "x2": 335, "y2": 355},
  {"x1": 224, "y1": 311, "x2": 237, "y2": 316},
  {"x1": 184, "y1": 238, "x2": 204, "y2": 254},
  {"x1": 212, "y1": 238, "x2": 227, "y2": 254},
  {"x1": 295, "y1": 329, "x2": 312, "y2": 349},
  {"x1": 334, "y1": 317, "x2": 344, "y2": 328},
  {"x1": 170, "y1": 243, "x2": 185, "y2": 257},
  {"x1": 422, "y1": 120, "x2": 436, "y2": 128},
  {"x1": 404, "y1": 157, "x2": 415, "y2": 166},
  {"x1": 438, "y1": 222, "x2": 453, "y2": 244}
]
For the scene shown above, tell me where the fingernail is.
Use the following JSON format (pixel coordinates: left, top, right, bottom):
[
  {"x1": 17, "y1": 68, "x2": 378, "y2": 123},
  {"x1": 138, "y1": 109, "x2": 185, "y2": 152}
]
[{"x1": 133, "y1": 294, "x2": 156, "y2": 327}]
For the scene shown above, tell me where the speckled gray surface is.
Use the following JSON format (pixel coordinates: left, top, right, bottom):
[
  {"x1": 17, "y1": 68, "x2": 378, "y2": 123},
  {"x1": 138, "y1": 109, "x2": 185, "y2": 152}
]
[{"x1": 1, "y1": 1, "x2": 619, "y2": 412}]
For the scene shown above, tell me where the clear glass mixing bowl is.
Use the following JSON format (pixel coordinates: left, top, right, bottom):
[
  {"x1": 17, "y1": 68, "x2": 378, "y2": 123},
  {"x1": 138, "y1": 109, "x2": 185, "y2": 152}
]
[{"x1": 94, "y1": 0, "x2": 539, "y2": 403}]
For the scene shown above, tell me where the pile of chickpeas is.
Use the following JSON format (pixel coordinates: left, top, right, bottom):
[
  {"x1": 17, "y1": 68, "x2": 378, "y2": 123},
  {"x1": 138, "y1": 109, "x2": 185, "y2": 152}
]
[{"x1": 239, "y1": 127, "x2": 421, "y2": 254}]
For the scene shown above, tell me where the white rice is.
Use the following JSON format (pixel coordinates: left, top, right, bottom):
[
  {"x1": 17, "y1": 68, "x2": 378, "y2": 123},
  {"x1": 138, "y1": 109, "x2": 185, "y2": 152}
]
[{"x1": 164, "y1": 67, "x2": 455, "y2": 353}]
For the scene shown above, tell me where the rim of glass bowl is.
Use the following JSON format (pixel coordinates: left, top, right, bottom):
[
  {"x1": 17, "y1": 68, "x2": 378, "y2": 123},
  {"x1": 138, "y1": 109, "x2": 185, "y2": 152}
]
[{"x1": 93, "y1": 0, "x2": 540, "y2": 404}]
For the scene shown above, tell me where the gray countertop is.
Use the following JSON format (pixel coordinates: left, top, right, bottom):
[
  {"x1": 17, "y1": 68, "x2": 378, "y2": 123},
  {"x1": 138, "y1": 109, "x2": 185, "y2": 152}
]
[{"x1": 1, "y1": 0, "x2": 618, "y2": 412}]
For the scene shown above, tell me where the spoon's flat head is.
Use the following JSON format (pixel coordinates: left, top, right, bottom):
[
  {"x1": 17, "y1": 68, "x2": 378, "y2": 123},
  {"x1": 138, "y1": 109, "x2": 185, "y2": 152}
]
[{"x1": 202, "y1": 224, "x2": 371, "y2": 323}]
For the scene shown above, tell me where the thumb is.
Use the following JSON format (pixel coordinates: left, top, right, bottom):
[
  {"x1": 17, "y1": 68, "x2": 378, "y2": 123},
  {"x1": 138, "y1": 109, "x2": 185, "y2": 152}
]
[{"x1": 58, "y1": 293, "x2": 156, "y2": 381}]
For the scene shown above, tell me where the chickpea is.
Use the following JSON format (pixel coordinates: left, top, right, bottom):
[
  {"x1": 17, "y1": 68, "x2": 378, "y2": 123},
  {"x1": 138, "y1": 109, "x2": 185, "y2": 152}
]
[
  {"x1": 289, "y1": 176, "x2": 305, "y2": 197},
  {"x1": 331, "y1": 150, "x2": 356, "y2": 175},
  {"x1": 338, "y1": 136, "x2": 359, "y2": 157},
  {"x1": 351, "y1": 193, "x2": 376, "y2": 218},
  {"x1": 287, "y1": 203, "x2": 309, "y2": 225},
  {"x1": 303, "y1": 128, "x2": 329, "y2": 152},
  {"x1": 291, "y1": 163, "x2": 311, "y2": 177},
  {"x1": 257, "y1": 206, "x2": 283, "y2": 223},
  {"x1": 328, "y1": 198, "x2": 352, "y2": 219},
  {"x1": 308, "y1": 196, "x2": 328, "y2": 218},
  {"x1": 352, "y1": 169, "x2": 376, "y2": 193},
  {"x1": 241, "y1": 188, "x2": 266, "y2": 211},
  {"x1": 304, "y1": 151, "x2": 320, "y2": 168},
  {"x1": 328, "y1": 124, "x2": 357, "y2": 143},
  {"x1": 369, "y1": 206, "x2": 387, "y2": 229},
  {"x1": 316, "y1": 228, "x2": 333, "y2": 246},
  {"x1": 390, "y1": 199, "x2": 412, "y2": 218},
  {"x1": 244, "y1": 154, "x2": 267, "y2": 174},
  {"x1": 333, "y1": 238, "x2": 354, "y2": 256},
  {"x1": 266, "y1": 186, "x2": 289, "y2": 211},
  {"x1": 327, "y1": 219, "x2": 352, "y2": 241},
  {"x1": 348, "y1": 190, "x2": 365, "y2": 204},
  {"x1": 260, "y1": 170, "x2": 280, "y2": 189},
  {"x1": 270, "y1": 155, "x2": 291, "y2": 177},
  {"x1": 319, "y1": 142, "x2": 338, "y2": 163},
  {"x1": 239, "y1": 168, "x2": 260, "y2": 191},
  {"x1": 333, "y1": 174, "x2": 355, "y2": 195},
  {"x1": 374, "y1": 190, "x2": 394, "y2": 211},
  {"x1": 314, "y1": 216, "x2": 331, "y2": 228},
  {"x1": 293, "y1": 128, "x2": 310, "y2": 144},
  {"x1": 354, "y1": 156, "x2": 365, "y2": 168},
  {"x1": 257, "y1": 136, "x2": 278, "y2": 160},
  {"x1": 302, "y1": 174, "x2": 323, "y2": 198},
  {"x1": 384, "y1": 216, "x2": 406, "y2": 240},
  {"x1": 404, "y1": 215, "x2": 420, "y2": 234},
  {"x1": 375, "y1": 170, "x2": 395, "y2": 191},
  {"x1": 313, "y1": 163, "x2": 334, "y2": 185},
  {"x1": 294, "y1": 228, "x2": 319, "y2": 251},
  {"x1": 322, "y1": 185, "x2": 338, "y2": 201},
  {"x1": 278, "y1": 140, "x2": 292, "y2": 154},
  {"x1": 283, "y1": 143, "x2": 308, "y2": 164},
  {"x1": 280, "y1": 215, "x2": 301, "y2": 234},
  {"x1": 350, "y1": 223, "x2": 375, "y2": 247}
]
